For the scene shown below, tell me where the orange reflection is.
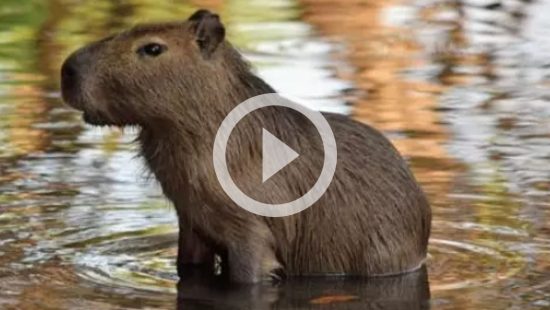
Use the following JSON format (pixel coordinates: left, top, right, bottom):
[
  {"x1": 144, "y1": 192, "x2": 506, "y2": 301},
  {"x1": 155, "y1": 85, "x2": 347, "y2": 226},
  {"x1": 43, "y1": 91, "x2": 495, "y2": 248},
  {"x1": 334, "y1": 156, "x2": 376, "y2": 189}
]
[{"x1": 299, "y1": 0, "x2": 461, "y2": 206}]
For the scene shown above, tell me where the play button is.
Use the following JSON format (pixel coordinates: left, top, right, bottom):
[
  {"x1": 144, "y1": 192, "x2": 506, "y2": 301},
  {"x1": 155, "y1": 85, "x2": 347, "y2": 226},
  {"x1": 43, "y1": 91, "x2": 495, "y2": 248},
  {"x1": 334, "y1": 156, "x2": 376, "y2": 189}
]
[
  {"x1": 213, "y1": 93, "x2": 337, "y2": 217},
  {"x1": 262, "y1": 129, "x2": 299, "y2": 183}
]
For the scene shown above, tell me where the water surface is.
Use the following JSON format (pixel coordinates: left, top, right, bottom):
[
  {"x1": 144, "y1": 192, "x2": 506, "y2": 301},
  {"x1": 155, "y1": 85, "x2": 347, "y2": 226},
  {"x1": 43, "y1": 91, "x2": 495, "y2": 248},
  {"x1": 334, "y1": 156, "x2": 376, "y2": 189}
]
[{"x1": 0, "y1": 0, "x2": 549, "y2": 309}]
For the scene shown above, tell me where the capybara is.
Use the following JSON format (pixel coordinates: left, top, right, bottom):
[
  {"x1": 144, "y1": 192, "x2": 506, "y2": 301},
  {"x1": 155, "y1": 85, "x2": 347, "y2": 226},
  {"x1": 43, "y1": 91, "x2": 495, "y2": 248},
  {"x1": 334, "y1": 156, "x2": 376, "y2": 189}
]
[{"x1": 61, "y1": 9, "x2": 431, "y2": 283}]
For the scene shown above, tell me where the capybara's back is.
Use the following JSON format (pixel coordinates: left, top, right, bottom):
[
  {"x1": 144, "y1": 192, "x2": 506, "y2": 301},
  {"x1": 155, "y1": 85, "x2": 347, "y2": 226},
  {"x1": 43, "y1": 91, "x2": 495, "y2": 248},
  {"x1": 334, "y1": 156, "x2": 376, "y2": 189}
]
[{"x1": 264, "y1": 113, "x2": 431, "y2": 276}]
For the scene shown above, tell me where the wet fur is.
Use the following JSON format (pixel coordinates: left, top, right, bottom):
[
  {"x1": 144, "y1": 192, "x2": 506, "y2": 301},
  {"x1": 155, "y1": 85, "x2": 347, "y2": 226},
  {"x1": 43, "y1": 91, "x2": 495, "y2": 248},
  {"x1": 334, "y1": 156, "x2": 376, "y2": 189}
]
[{"x1": 61, "y1": 10, "x2": 431, "y2": 283}]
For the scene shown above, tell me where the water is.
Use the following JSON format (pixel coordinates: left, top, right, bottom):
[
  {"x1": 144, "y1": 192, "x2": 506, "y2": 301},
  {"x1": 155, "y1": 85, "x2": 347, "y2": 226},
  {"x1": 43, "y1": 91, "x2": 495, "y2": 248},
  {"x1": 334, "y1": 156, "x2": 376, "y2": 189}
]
[{"x1": 0, "y1": 0, "x2": 549, "y2": 309}]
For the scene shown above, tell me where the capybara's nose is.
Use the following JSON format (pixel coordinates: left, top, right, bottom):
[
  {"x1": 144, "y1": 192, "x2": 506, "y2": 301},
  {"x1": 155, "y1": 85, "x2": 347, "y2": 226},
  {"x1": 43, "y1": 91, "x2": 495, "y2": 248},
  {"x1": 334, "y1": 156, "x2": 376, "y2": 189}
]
[
  {"x1": 61, "y1": 58, "x2": 77, "y2": 82},
  {"x1": 60, "y1": 54, "x2": 83, "y2": 110}
]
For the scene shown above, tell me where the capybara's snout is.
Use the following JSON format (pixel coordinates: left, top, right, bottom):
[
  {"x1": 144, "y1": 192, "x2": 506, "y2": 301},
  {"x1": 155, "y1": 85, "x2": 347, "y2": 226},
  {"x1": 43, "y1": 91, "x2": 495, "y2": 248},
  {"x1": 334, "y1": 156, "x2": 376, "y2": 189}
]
[
  {"x1": 60, "y1": 44, "x2": 114, "y2": 126},
  {"x1": 61, "y1": 40, "x2": 104, "y2": 111},
  {"x1": 60, "y1": 52, "x2": 83, "y2": 110}
]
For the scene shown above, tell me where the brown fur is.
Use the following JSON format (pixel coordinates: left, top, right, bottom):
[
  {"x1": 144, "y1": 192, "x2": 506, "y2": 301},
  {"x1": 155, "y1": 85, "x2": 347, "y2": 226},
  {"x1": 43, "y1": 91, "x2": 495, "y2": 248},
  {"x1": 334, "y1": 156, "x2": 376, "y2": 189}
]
[{"x1": 61, "y1": 9, "x2": 431, "y2": 283}]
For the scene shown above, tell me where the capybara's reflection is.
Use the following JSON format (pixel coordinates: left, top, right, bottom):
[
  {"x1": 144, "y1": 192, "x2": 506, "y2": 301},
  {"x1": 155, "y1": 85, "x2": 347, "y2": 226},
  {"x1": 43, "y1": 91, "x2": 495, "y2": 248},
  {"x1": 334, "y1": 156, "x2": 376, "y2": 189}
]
[{"x1": 177, "y1": 266, "x2": 430, "y2": 310}]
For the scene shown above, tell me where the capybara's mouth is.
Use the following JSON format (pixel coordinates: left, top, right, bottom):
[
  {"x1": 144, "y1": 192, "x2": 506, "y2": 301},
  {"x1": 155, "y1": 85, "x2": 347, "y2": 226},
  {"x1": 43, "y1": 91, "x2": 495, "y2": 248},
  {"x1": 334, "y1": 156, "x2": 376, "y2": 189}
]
[
  {"x1": 62, "y1": 97, "x2": 85, "y2": 112},
  {"x1": 82, "y1": 111, "x2": 111, "y2": 126}
]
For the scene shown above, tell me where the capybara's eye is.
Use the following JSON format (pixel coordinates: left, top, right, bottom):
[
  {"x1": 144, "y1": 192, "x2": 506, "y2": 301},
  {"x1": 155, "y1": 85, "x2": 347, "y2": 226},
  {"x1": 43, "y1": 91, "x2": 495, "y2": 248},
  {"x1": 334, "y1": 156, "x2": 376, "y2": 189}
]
[{"x1": 137, "y1": 43, "x2": 167, "y2": 57}]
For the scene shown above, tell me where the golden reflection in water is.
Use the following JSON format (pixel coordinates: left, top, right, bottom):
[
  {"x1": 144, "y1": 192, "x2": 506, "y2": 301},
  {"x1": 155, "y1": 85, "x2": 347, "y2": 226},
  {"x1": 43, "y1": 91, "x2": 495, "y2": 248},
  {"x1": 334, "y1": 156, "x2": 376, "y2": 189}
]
[
  {"x1": 300, "y1": 1, "x2": 444, "y2": 152},
  {"x1": 10, "y1": 260, "x2": 77, "y2": 310},
  {"x1": 6, "y1": 74, "x2": 49, "y2": 155},
  {"x1": 2, "y1": 1, "x2": 64, "y2": 158},
  {"x1": 298, "y1": 0, "x2": 457, "y2": 204}
]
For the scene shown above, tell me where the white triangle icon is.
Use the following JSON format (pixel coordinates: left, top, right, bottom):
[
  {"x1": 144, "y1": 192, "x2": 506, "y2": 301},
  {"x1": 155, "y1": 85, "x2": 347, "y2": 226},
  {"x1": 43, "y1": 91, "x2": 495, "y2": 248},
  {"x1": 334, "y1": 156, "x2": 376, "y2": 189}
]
[{"x1": 262, "y1": 128, "x2": 299, "y2": 183}]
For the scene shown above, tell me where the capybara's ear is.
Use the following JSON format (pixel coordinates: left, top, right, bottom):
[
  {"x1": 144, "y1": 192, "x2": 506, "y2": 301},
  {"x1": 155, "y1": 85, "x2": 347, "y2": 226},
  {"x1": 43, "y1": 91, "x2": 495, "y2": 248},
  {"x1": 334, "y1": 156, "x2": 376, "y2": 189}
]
[{"x1": 188, "y1": 9, "x2": 225, "y2": 58}]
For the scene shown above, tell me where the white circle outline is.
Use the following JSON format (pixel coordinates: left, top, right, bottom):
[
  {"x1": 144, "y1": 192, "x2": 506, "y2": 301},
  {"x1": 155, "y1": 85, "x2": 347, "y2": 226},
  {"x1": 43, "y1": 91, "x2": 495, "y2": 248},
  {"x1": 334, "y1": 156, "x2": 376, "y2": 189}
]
[{"x1": 213, "y1": 93, "x2": 337, "y2": 217}]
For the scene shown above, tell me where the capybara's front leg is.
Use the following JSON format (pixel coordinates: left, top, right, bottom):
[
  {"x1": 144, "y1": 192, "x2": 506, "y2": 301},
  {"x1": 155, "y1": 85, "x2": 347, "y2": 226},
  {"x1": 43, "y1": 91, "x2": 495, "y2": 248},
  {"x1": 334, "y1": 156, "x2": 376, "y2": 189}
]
[
  {"x1": 226, "y1": 244, "x2": 277, "y2": 283},
  {"x1": 177, "y1": 227, "x2": 215, "y2": 278},
  {"x1": 225, "y1": 227, "x2": 281, "y2": 283}
]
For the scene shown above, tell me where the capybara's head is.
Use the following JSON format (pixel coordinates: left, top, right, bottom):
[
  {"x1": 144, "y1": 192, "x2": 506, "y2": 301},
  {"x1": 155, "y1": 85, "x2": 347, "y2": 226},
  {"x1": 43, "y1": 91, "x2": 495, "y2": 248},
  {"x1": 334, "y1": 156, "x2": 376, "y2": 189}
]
[{"x1": 61, "y1": 10, "x2": 232, "y2": 127}]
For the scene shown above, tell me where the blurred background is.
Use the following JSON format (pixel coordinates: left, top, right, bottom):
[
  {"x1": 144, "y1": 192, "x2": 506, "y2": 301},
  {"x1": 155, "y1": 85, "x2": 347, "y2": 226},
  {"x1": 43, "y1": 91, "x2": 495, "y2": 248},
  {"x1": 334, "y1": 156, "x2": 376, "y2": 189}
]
[{"x1": 0, "y1": 0, "x2": 549, "y2": 309}]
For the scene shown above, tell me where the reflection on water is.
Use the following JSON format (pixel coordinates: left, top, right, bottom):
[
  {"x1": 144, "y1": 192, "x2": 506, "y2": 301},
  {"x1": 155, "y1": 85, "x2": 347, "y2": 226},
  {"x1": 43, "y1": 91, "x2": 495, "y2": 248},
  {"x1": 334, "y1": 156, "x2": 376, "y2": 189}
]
[
  {"x1": 0, "y1": 0, "x2": 549, "y2": 309},
  {"x1": 176, "y1": 267, "x2": 430, "y2": 309}
]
